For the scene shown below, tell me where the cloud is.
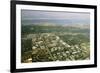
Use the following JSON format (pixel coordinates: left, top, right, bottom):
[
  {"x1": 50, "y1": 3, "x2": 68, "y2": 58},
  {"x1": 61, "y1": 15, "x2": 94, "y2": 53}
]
[{"x1": 21, "y1": 10, "x2": 90, "y2": 25}]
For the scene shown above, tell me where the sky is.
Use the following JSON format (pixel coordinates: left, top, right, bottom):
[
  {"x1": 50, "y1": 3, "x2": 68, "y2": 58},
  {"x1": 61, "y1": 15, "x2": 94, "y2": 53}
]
[{"x1": 21, "y1": 10, "x2": 90, "y2": 25}]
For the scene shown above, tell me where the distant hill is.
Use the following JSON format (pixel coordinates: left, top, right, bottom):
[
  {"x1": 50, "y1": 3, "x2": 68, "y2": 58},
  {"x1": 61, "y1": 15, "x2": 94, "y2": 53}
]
[
  {"x1": 36, "y1": 23, "x2": 90, "y2": 29},
  {"x1": 22, "y1": 19, "x2": 90, "y2": 26},
  {"x1": 63, "y1": 24, "x2": 90, "y2": 29}
]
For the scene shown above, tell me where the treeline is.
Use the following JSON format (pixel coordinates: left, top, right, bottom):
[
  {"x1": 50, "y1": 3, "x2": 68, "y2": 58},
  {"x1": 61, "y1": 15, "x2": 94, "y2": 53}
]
[{"x1": 21, "y1": 25, "x2": 89, "y2": 35}]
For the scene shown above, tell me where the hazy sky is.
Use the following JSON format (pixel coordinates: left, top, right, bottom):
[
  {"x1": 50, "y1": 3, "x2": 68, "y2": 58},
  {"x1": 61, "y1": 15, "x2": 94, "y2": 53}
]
[{"x1": 21, "y1": 10, "x2": 90, "y2": 25}]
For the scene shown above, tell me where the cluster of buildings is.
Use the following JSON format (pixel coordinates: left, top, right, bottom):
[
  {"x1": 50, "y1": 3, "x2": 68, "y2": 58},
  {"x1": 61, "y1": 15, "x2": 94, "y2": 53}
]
[{"x1": 21, "y1": 33, "x2": 90, "y2": 63}]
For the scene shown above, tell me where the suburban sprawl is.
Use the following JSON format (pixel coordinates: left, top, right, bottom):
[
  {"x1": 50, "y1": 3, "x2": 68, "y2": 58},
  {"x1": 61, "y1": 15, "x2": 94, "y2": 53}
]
[{"x1": 21, "y1": 24, "x2": 90, "y2": 63}]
